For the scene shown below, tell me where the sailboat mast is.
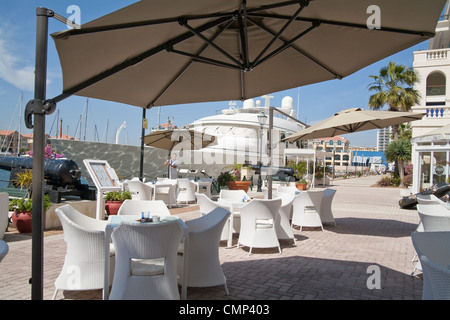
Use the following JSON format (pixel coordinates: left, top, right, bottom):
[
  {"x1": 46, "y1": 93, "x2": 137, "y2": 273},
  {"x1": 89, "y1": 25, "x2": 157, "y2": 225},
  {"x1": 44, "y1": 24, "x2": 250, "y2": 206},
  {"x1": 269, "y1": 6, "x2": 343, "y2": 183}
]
[
  {"x1": 17, "y1": 91, "x2": 23, "y2": 156},
  {"x1": 83, "y1": 98, "x2": 88, "y2": 141}
]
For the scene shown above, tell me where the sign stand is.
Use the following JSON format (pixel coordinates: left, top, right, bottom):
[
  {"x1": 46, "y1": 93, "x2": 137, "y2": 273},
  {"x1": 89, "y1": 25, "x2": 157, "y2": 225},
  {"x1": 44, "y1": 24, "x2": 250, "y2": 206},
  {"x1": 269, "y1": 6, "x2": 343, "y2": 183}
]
[{"x1": 83, "y1": 159, "x2": 122, "y2": 220}]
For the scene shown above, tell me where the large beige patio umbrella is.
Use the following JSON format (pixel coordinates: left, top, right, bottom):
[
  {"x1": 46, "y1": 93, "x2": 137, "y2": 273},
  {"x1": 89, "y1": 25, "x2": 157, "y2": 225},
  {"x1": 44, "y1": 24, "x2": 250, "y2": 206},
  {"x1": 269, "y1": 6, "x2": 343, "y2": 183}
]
[
  {"x1": 283, "y1": 108, "x2": 426, "y2": 142},
  {"x1": 26, "y1": 0, "x2": 446, "y2": 299},
  {"x1": 49, "y1": 0, "x2": 445, "y2": 107}
]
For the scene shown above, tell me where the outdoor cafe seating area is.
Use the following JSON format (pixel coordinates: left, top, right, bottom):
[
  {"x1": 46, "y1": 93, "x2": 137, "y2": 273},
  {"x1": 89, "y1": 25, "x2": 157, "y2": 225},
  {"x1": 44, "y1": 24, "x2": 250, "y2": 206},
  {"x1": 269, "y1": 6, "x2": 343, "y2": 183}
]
[{"x1": 42, "y1": 173, "x2": 346, "y2": 300}]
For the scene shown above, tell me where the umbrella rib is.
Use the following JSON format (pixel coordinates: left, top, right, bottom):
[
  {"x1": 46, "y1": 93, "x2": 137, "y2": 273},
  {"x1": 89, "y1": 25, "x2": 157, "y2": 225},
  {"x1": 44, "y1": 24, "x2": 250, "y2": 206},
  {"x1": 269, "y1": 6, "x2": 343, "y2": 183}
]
[
  {"x1": 252, "y1": 1, "x2": 308, "y2": 67},
  {"x1": 166, "y1": 48, "x2": 242, "y2": 70},
  {"x1": 179, "y1": 18, "x2": 243, "y2": 68},
  {"x1": 248, "y1": 17, "x2": 341, "y2": 78},
  {"x1": 51, "y1": 16, "x2": 232, "y2": 104},
  {"x1": 248, "y1": 13, "x2": 434, "y2": 38},
  {"x1": 253, "y1": 21, "x2": 319, "y2": 69}
]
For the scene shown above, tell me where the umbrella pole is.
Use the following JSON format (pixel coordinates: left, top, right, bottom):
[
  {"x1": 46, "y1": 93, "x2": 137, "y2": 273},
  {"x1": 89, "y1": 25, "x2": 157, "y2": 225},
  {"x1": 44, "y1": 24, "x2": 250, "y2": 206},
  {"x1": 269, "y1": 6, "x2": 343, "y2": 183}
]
[
  {"x1": 30, "y1": 7, "x2": 50, "y2": 300},
  {"x1": 139, "y1": 108, "x2": 146, "y2": 181},
  {"x1": 267, "y1": 107, "x2": 273, "y2": 199}
]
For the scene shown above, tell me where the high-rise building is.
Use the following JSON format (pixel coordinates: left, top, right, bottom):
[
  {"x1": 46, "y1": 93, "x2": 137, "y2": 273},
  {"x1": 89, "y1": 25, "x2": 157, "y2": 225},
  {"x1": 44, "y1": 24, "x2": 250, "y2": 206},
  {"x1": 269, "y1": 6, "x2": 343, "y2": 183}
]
[{"x1": 377, "y1": 126, "x2": 392, "y2": 152}]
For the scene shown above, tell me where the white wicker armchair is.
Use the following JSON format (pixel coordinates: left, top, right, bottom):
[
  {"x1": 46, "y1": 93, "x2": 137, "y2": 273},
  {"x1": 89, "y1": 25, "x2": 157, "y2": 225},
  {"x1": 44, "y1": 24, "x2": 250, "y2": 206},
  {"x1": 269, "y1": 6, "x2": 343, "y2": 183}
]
[
  {"x1": 274, "y1": 194, "x2": 296, "y2": 244},
  {"x1": 416, "y1": 194, "x2": 446, "y2": 205},
  {"x1": 411, "y1": 231, "x2": 450, "y2": 299},
  {"x1": 109, "y1": 219, "x2": 183, "y2": 300},
  {"x1": 176, "y1": 179, "x2": 197, "y2": 204},
  {"x1": 0, "y1": 192, "x2": 9, "y2": 240},
  {"x1": 417, "y1": 208, "x2": 450, "y2": 232},
  {"x1": 117, "y1": 199, "x2": 171, "y2": 217},
  {"x1": 177, "y1": 207, "x2": 230, "y2": 296},
  {"x1": 154, "y1": 182, "x2": 178, "y2": 208},
  {"x1": 53, "y1": 205, "x2": 115, "y2": 300},
  {"x1": 196, "y1": 193, "x2": 228, "y2": 241},
  {"x1": 320, "y1": 188, "x2": 337, "y2": 225},
  {"x1": 291, "y1": 191, "x2": 324, "y2": 231},
  {"x1": 123, "y1": 180, "x2": 153, "y2": 200},
  {"x1": 238, "y1": 198, "x2": 282, "y2": 254}
]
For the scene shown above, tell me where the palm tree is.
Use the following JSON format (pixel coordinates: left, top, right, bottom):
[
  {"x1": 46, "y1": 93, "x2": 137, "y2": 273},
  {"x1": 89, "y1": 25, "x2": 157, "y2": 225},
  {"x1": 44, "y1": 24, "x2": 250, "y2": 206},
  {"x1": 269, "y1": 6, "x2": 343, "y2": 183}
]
[
  {"x1": 368, "y1": 61, "x2": 420, "y2": 140},
  {"x1": 385, "y1": 139, "x2": 411, "y2": 187}
]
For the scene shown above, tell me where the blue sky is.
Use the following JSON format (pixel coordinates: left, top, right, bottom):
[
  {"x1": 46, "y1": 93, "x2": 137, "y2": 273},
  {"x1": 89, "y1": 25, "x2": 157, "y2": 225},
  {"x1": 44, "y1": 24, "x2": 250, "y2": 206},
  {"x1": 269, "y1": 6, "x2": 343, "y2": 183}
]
[{"x1": 0, "y1": 0, "x2": 433, "y2": 147}]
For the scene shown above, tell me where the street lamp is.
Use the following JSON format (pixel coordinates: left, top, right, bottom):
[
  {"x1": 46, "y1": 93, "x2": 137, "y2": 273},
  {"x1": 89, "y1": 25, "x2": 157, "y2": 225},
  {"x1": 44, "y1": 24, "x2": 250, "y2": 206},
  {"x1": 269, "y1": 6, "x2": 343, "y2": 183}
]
[{"x1": 257, "y1": 110, "x2": 267, "y2": 192}]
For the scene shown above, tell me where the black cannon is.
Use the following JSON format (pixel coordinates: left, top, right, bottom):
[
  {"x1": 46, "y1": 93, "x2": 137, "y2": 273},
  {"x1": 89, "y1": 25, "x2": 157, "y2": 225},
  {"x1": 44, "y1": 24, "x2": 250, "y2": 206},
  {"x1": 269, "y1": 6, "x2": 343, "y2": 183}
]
[
  {"x1": 0, "y1": 156, "x2": 96, "y2": 203},
  {"x1": 246, "y1": 164, "x2": 296, "y2": 182}
]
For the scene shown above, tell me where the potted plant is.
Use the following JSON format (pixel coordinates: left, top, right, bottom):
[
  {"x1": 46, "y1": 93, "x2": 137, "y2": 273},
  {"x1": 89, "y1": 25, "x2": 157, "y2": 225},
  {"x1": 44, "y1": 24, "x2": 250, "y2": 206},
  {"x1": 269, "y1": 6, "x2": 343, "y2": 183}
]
[
  {"x1": 9, "y1": 195, "x2": 52, "y2": 233},
  {"x1": 296, "y1": 178, "x2": 308, "y2": 190},
  {"x1": 9, "y1": 169, "x2": 53, "y2": 233},
  {"x1": 287, "y1": 161, "x2": 308, "y2": 190},
  {"x1": 104, "y1": 190, "x2": 132, "y2": 215},
  {"x1": 217, "y1": 164, "x2": 252, "y2": 192}
]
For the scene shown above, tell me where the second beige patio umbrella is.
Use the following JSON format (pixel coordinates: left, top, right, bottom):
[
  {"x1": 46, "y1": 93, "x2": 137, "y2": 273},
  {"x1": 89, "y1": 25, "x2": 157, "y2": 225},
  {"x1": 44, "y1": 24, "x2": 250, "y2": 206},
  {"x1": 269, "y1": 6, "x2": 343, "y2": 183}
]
[
  {"x1": 144, "y1": 129, "x2": 216, "y2": 176},
  {"x1": 283, "y1": 108, "x2": 426, "y2": 142},
  {"x1": 144, "y1": 129, "x2": 216, "y2": 151}
]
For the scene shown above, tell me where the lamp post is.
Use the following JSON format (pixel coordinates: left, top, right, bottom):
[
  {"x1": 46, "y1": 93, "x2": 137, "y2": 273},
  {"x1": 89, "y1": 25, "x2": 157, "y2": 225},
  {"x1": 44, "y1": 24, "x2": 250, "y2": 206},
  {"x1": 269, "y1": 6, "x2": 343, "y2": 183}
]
[{"x1": 257, "y1": 110, "x2": 267, "y2": 192}]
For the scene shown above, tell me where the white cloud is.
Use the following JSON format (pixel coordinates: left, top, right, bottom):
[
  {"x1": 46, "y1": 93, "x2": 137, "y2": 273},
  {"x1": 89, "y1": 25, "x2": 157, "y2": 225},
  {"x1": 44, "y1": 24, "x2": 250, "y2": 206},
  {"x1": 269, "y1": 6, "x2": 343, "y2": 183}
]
[{"x1": 0, "y1": 28, "x2": 34, "y2": 92}]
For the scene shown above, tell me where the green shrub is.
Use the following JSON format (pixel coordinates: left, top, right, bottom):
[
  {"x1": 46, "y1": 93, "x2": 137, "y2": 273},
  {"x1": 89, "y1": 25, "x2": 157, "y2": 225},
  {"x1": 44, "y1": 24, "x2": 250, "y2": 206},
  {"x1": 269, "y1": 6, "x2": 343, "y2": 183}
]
[{"x1": 377, "y1": 176, "x2": 392, "y2": 187}]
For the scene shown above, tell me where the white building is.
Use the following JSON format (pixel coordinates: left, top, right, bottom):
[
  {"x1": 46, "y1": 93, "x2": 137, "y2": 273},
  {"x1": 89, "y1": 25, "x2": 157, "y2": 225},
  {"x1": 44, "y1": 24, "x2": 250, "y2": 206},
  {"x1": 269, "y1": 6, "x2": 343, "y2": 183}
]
[
  {"x1": 411, "y1": 3, "x2": 450, "y2": 193},
  {"x1": 377, "y1": 126, "x2": 392, "y2": 152}
]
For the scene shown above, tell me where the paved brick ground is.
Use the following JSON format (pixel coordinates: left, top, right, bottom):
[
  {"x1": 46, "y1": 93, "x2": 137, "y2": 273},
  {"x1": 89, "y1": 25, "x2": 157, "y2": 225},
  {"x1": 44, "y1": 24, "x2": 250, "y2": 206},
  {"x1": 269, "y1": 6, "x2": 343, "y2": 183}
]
[{"x1": 0, "y1": 175, "x2": 424, "y2": 300}]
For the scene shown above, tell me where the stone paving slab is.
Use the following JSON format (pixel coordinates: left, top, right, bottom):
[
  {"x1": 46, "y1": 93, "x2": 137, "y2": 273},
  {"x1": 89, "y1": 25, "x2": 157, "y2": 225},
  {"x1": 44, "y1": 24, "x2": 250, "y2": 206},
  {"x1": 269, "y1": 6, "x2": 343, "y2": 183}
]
[{"x1": 0, "y1": 175, "x2": 424, "y2": 300}]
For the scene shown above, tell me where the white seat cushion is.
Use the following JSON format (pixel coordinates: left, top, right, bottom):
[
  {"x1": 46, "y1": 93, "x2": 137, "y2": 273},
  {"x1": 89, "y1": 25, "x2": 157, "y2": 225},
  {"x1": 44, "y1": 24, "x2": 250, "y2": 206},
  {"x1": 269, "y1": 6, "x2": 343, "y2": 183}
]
[{"x1": 130, "y1": 258, "x2": 165, "y2": 276}]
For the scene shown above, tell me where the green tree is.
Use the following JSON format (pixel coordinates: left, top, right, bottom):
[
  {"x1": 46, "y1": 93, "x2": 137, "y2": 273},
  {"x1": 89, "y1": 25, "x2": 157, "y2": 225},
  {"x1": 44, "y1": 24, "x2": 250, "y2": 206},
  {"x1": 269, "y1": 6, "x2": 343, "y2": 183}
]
[
  {"x1": 385, "y1": 139, "x2": 411, "y2": 187},
  {"x1": 368, "y1": 61, "x2": 420, "y2": 140}
]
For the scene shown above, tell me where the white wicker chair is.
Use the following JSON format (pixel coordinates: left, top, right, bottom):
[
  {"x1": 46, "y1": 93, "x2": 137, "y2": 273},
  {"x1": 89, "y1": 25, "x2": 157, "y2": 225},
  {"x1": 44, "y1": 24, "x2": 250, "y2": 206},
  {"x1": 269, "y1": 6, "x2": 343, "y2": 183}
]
[
  {"x1": 154, "y1": 182, "x2": 178, "y2": 208},
  {"x1": 196, "y1": 178, "x2": 213, "y2": 198},
  {"x1": 109, "y1": 219, "x2": 183, "y2": 300},
  {"x1": 417, "y1": 207, "x2": 450, "y2": 232},
  {"x1": 320, "y1": 188, "x2": 337, "y2": 226},
  {"x1": 416, "y1": 194, "x2": 446, "y2": 205},
  {"x1": 123, "y1": 180, "x2": 153, "y2": 200},
  {"x1": 274, "y1": 194, "x2": 296, "y2": 244},
  {"x1": 411, "y1": 231, "x2": 450, "y2": 299},
  {"x1": 0, "y1": 192, "x2": 9, "y2": 239},
  {"x1": 117, "y1": 199, "x2": 171, "y2": 217},
  {"x1": 176, "y1": 179, "x2": 197, "y2": 204},
  {"x1": 291, "y1": 191, "x2": 324, "y2": 231},
  {"x1": 277, "y1": 186, "x2": 298, "y2": 196},
  {"x1": 177, "y1": 207, "x2": 230, "y2": 296},
  {"x1": 238, "y1": 198, "x2": 282, "y2": 254},
  {"x1": 219, "y1": 189, "x2": 249, "y2": 202},
  {"x1": 196, "y1": 193, "x2": 229, "y2": 241},
  {"x1": 0, "y1": 240, "x2": 8, "y2": 262},
  {"x1": 411, "y1": 205, "x2": 450, "y2": 275},
  {"x1": 53, "y1": 205, "x2": 115, "y2": 300},
  {"x1": 420, "y1": 255, "x2": 450, "y2": 300}
]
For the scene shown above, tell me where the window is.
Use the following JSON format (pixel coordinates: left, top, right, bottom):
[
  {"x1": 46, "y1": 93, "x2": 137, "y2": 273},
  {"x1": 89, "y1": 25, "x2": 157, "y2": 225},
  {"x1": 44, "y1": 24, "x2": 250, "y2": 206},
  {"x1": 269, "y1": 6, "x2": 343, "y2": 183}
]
[{"x1": 426, "y1": 72, "x2": 446, "y2": 96}]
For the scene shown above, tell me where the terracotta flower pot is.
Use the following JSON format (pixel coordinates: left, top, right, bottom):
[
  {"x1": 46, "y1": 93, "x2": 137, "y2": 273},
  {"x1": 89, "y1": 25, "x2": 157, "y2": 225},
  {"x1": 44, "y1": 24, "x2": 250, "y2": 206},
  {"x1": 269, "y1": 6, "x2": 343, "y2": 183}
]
[
  {"x1": 11, "y1": 210, "x2": 33, "y2": 233},
  {"x1": 226, "y1": 181, "x2": 251, "y2": 192},
  {"x1": 296, "y1": 183, "x2": 307, "y2": 190},
  {"x1": 105, "y1": 201, "x2": 124, "y2": 215}
]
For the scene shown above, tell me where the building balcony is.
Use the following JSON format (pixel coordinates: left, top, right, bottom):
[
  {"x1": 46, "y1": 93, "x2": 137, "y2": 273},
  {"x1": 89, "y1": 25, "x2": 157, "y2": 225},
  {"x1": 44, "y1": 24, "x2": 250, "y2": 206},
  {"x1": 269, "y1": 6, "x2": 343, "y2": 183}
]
[
  {"x1": 414, "y1": 48, "x2": 450, "y2": 68},
  {"x1": 412, "y1": 105, "x2": 450, "y2": 119}
]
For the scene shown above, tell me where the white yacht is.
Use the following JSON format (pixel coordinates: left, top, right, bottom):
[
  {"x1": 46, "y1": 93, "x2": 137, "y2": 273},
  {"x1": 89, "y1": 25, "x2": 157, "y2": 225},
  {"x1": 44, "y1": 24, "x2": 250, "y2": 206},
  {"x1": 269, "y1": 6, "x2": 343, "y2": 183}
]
[{"x1": 189, "y1": 95, "x2": 307, "y2": 166}]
